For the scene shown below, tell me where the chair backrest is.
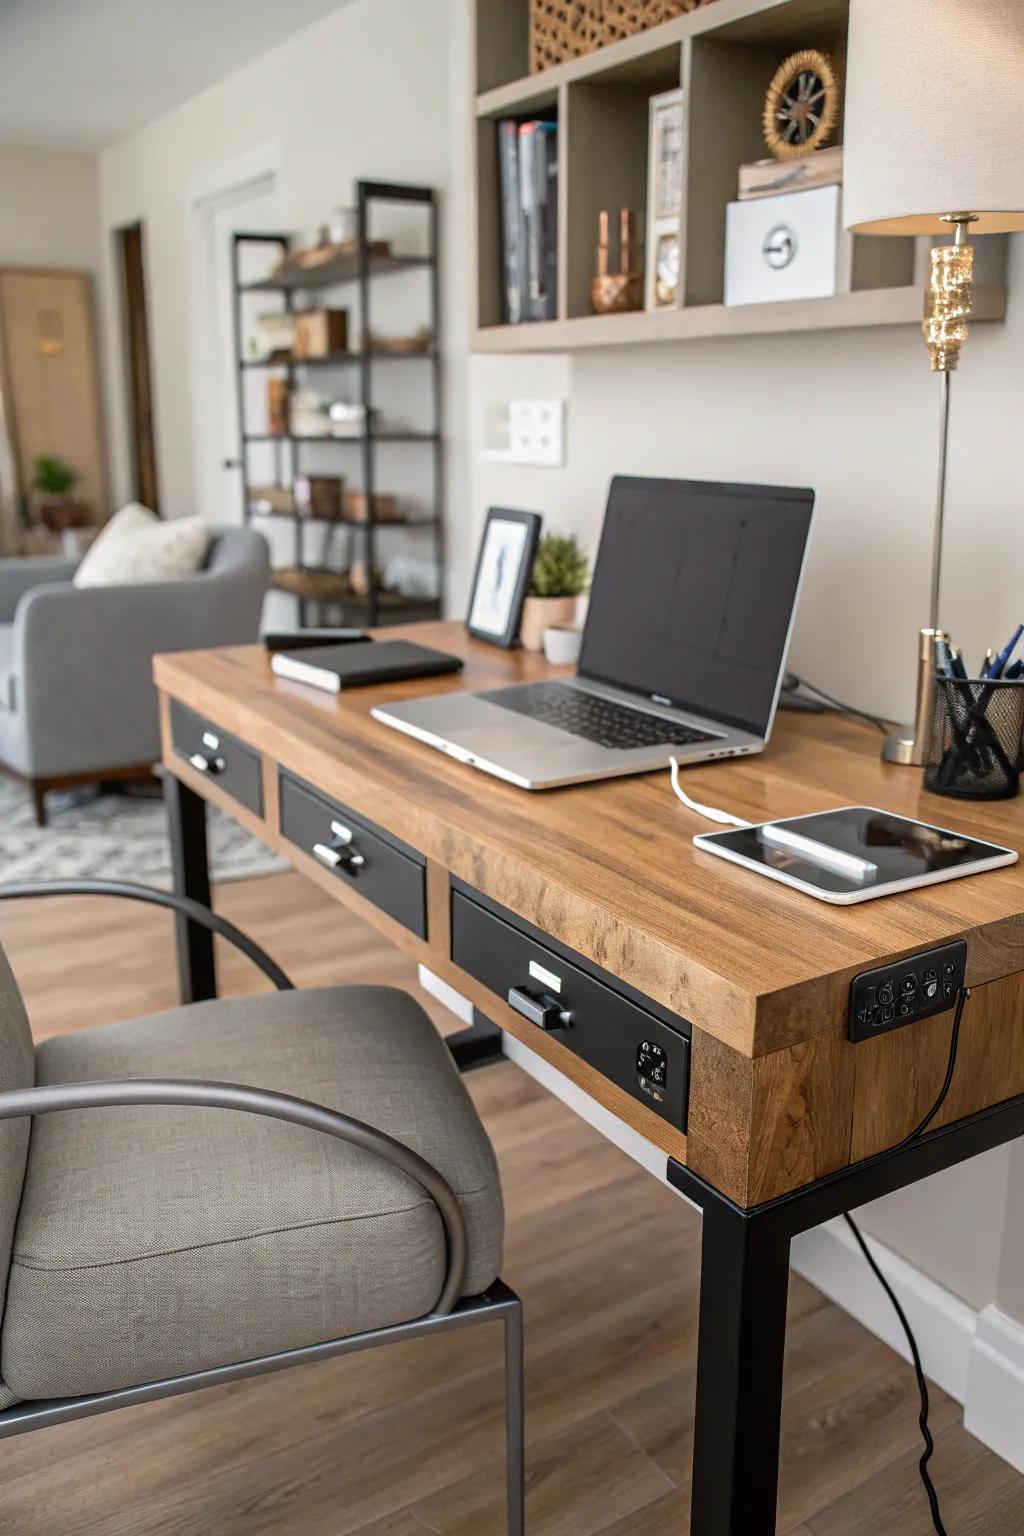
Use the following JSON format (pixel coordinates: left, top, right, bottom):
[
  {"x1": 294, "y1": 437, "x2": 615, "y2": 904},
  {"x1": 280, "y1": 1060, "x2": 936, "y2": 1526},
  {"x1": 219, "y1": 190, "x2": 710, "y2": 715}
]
[
  {"x1": 0, "y1": 942, "x2": 34, "y2": 1287},
  {"x1": 202, "y1": 527, "x2": 271, "y2": 581}
]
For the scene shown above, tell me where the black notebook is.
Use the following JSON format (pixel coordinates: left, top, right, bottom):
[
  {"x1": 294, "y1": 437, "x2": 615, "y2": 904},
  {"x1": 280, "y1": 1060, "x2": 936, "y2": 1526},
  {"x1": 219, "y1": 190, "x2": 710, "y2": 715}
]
[{"x1": 271, "y1": 640, "x2": 463, "y2": 694}]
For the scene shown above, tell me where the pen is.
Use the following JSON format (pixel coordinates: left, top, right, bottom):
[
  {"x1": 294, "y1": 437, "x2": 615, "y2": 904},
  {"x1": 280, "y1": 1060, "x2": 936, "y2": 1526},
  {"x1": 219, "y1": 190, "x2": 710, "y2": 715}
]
[
  {"x1": 949, "y1": 646, "x2": 968, "y2": 680},
  {"x1": 987, "y1": 623, "x2": 1023, "y2": 679},
  {"x1": 982, "y1": 648, "x2": 996, "y2": 676},
  {"x1": 933, "y1": 638, "x2": 955, "y2": 678},
  {"x1": 1006, "y1": 659, "x2": 1024, "y2": 681}
]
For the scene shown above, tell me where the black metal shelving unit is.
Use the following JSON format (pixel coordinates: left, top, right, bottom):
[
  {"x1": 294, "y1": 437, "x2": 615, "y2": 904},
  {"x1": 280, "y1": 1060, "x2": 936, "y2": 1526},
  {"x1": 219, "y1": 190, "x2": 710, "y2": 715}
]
[{"x1": 230, "y1": 181, "x2": 442, "y2": 628}]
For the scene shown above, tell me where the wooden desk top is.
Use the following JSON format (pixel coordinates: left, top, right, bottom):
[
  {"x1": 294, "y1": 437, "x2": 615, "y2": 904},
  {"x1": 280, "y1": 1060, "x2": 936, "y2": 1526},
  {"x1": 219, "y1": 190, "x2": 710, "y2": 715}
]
[{"x1": 155, "y1": 621, "x2": 1024, "y2": 1062}]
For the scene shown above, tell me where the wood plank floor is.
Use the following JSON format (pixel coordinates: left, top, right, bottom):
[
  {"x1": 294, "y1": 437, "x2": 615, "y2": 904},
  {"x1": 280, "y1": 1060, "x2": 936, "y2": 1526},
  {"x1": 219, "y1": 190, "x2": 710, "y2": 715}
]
[{"x1": 1, "y1": 870, "x2": 1021, "y2": 1534}]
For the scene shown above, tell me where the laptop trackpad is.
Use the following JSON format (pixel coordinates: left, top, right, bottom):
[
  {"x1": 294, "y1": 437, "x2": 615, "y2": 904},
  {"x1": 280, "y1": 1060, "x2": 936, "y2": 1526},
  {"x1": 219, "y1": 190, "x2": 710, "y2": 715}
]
[{"x1": 442, "y1": 696, "x2": 576, "y2": 752}]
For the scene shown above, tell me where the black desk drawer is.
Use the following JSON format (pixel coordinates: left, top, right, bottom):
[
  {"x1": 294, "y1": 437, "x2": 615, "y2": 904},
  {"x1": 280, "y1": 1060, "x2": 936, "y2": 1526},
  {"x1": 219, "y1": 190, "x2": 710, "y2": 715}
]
[
  {"x1": 451, "y1": 882, "x2": 690, "y2": 1132},
  {"x1": 279, "y1": 772, "x2": 426, "y2": 938},
  {"x1": 171, "y1": 701, "x2": 263, "y2": 817}
]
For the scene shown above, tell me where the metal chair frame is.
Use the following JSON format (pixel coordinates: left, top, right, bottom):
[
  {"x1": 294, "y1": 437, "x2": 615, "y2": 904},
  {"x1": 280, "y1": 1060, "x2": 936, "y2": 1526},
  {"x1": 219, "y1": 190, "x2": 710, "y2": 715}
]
[{"x1": 0, "y1": 882, "x2": 525, "y2": 1534}]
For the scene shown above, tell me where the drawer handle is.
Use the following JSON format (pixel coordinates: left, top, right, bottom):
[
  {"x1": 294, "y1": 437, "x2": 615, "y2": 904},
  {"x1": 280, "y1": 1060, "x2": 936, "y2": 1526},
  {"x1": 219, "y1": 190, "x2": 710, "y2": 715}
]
[
  {"x1": 312, "y1": 838, "x2": 366, "y2": 875},
  {"x1": 189, "y1": 751, "x2": 226, "y2": 776},
  {"x1": 507, "y1": 986, "x2": 573, "y2": 1033}
]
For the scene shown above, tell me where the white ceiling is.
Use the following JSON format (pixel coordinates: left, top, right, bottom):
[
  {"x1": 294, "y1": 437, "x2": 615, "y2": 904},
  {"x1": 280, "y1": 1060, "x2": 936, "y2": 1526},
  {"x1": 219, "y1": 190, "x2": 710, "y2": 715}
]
[{"x1": 0, "y1": 0, "x2": 356, "y2": 152}]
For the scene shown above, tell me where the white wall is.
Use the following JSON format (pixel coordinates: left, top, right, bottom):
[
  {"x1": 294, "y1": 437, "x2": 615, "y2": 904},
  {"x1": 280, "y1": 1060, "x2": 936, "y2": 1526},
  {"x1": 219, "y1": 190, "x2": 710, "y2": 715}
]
[
  {"x1": 96, "y1": 0, "x2": 455, "y2": 531},
  {"x1": 0, "y1": 144, "x2": 100, "y2": 271}
]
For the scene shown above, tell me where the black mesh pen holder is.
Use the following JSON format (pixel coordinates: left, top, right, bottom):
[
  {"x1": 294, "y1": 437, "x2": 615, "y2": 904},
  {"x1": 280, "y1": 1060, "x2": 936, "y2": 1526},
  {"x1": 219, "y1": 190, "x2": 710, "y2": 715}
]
[{"x1": 924, "y1": 676, "x2": 1024, "y2": 800}]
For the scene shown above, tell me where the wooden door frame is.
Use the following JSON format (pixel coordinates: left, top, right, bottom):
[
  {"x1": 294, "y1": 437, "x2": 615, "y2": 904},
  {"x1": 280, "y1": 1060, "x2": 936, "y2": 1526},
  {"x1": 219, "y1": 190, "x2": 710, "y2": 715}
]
[
  {"x1": 187, "y1": 143, "x2": 281, "y2": 530},
  {"x1": 117, "y1": 223, "x2": 160, "y2": 514}
]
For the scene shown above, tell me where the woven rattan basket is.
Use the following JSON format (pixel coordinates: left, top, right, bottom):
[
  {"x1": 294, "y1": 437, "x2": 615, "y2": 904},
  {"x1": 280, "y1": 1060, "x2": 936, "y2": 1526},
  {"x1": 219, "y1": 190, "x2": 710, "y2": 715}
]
[{"x1": 530, "y1": 0, "x2": 712, "y2": 73}]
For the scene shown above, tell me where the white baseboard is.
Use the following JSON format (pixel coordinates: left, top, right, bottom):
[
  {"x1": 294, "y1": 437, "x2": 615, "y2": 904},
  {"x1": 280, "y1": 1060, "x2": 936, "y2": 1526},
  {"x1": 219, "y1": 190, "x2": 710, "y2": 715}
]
[
  {"x1": 792, "y1": 1217, "x2": 976, "y2": 1404},
  {"x1": 965, "y1": 1307, "x2": 1024, "y2": 1472}
]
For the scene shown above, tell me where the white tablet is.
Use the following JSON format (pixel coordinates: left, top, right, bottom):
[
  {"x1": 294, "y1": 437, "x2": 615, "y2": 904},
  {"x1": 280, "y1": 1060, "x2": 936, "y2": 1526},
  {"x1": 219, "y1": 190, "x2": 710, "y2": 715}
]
[{"x1": 693, "y1": 805, "x2": 1018, "y2": 905}]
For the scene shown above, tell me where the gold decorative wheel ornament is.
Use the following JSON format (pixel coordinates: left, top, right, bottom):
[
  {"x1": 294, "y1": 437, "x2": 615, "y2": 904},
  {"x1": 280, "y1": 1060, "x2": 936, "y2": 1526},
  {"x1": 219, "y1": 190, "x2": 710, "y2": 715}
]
[{"x1": 763, "y1": 49, "x2": 840, "y2": 160}]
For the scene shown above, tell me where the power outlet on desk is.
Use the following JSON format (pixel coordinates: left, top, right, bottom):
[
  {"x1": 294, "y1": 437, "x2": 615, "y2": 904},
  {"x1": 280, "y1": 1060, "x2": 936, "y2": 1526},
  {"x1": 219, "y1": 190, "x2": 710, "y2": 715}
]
[{"x1": 849, "y1": 940, "x2": 967, "y2": 1043}]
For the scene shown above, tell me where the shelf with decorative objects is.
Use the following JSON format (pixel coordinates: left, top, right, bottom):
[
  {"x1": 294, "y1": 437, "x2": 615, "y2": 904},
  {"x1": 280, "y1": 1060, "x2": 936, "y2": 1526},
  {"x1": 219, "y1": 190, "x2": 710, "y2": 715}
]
[
  {"x1": 241, "y1": 252, "x2": 432, "y2": 292},
  {"x1": 242, "y1": 432, "x2": 441, "y2": 444},
  {"x1": 241, "y1": 351, "x2": 438, "y2": 368},
  {"x1": 471, "y1": 0, "x2": 1008, "y2": 352},
  {"x1": 232, "y1": 181, "x2": 442, "y2": 629}
]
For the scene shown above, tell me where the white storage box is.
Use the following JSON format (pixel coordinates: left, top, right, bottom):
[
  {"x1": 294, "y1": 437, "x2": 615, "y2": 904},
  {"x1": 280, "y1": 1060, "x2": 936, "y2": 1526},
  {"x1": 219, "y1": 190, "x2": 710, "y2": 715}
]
[{"x1": 724, "y1": 185, "x2": 840, "y2": 306}]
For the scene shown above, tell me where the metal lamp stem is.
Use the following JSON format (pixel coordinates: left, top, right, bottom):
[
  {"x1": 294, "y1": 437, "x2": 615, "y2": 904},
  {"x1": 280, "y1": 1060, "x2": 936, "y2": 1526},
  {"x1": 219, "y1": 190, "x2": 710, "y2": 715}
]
[
  {"x1": 929, "y1": 368, "x2": 951, "y2": 633},
  {"x1": 881, "y1": 213, "x2": 976, "y2": 767}
]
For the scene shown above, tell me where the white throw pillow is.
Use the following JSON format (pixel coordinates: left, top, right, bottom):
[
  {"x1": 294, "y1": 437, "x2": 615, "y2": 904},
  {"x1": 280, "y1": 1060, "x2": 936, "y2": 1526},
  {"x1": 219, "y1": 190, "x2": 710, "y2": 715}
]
[{"x1": 73, "y1": 504, "x2": 211, "y2": 589}]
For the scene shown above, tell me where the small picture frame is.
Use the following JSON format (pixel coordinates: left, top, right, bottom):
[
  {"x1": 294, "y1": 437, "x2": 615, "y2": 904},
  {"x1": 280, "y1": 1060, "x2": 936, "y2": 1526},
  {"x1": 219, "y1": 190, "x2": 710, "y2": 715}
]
[
  {"x1": 466, "y1": 507, "x2": 542, "y2": 648},
  {"x1": 645, "y1": 87, "x2": 685, "y2": 312}
]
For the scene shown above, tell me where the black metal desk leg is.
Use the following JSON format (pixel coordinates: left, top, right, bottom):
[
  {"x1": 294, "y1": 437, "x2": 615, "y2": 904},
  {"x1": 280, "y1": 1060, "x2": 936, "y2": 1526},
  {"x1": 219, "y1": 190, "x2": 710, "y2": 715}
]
[
  {"x1": 446, "y1": 1010, "x2": 505, "y2": 1073},
  {"x1": 690, "y1": 1200, "x2": 792, "y2": 1536},
  {"x1": 165, "y1": 774, "x2": 217, "y2": 1004}
]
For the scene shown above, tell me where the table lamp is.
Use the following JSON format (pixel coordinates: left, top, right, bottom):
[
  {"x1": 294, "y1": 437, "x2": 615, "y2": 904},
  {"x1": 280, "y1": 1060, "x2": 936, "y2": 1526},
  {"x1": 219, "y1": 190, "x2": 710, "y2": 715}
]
[{"x1": 843, "y1": 0, "x2": 1024, "y2": 765}]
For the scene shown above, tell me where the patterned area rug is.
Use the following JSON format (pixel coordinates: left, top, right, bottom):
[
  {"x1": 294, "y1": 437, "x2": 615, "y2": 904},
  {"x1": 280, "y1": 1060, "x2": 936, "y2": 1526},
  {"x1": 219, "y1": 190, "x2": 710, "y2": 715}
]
[{"x1": 0, "y1": 774, "x2": 285, "y2": 888}]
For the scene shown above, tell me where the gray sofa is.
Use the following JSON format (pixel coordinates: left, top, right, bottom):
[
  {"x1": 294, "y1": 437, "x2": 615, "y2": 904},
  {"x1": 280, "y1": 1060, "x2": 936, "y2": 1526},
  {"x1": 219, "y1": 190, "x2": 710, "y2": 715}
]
[{"x1": 0, "y1": 529, "x2": 269, "y2": 824}]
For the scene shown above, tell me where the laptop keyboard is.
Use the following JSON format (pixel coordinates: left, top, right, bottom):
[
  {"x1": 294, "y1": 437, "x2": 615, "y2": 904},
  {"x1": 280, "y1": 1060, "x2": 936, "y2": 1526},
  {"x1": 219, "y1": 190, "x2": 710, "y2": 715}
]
[{"x1": 478, "y1": 682, "x2": 717, "y2": 752}]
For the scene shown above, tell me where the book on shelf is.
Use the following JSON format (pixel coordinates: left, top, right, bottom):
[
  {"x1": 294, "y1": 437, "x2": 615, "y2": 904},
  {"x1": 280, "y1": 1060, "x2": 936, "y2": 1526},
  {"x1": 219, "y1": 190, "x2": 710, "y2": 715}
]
[
  {"x1": 498, "y1": 120, "x2": 523, "y2": 323},
  {"x1": 738, "y1": 145, "x2": 843, "y2": 201},
  {"x1": 498, "y1": 117, "x2": 559, "y2": 324}
]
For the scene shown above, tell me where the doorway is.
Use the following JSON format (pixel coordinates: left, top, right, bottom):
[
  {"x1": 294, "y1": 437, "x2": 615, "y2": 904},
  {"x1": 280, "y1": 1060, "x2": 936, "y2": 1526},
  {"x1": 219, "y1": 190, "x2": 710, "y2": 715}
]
[
  {"x1": 118, "y1": 223, "x2": 159, "y2": 513},
  {"x1": 192, "y1": 173, "x2": 281, "y2": 529}
]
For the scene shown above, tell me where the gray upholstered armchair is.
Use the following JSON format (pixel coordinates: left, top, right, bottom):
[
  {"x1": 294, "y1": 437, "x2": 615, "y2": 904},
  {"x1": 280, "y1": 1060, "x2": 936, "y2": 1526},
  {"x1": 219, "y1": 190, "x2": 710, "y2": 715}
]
[
  {"x1": 0, "y1": 529, "x2": 269, "y2": 824},
  {"x1": 0, "y1": 881, "x2": 522, "y2": 1532}
]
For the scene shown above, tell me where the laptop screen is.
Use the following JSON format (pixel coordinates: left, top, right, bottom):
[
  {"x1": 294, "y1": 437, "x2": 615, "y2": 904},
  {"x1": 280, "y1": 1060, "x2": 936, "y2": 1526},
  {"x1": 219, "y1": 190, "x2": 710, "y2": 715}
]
[{"x1": 578, "y1": 476, "x2": 816, "y2": 737}]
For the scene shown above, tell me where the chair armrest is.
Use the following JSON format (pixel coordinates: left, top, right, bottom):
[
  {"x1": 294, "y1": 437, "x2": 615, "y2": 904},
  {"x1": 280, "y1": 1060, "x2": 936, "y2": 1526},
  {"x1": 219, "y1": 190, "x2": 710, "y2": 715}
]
[
  {"x1": 0, "y1": 879, "x2": 293, "y2": 992},
  {"x1": 0, "y1": 1078, "x2": 467, "y2": 1314},
  {"x1": 0, "y1": 558, "x2": 78, "y2": 623}
]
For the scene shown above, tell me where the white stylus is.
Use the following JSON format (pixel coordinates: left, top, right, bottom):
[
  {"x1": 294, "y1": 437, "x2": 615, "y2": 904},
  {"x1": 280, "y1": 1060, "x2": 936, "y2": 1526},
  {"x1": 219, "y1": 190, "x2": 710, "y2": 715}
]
[{"x1": 759, "y1": 823, "x2": 878, "y2": 881}]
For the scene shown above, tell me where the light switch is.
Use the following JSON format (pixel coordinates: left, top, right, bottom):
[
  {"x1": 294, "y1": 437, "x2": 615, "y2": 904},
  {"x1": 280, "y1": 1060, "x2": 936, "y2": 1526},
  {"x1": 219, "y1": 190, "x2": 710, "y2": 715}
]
[{"x1": 480, "y1": 399, "x2": 565, "y2": 466}]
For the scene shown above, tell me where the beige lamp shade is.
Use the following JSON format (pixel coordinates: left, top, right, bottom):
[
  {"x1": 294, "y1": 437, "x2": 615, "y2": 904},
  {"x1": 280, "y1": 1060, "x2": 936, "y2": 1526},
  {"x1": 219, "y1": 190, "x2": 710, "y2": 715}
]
[{"x1": 844, "y1": 0, "x2": 1024, "y2": 235}]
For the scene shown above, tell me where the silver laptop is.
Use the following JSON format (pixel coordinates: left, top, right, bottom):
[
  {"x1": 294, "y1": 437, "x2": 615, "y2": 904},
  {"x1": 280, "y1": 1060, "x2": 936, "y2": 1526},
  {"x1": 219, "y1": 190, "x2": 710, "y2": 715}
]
[{"x1": 372, "y1": 476, "x2": 816, "y2": 790}]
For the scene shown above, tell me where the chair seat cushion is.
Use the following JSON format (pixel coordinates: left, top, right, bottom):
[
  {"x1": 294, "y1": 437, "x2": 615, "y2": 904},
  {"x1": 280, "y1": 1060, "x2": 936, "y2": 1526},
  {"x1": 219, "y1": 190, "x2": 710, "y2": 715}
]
[{"x1": 1, "y1": 987, "x2": 503, "y2": 1401}]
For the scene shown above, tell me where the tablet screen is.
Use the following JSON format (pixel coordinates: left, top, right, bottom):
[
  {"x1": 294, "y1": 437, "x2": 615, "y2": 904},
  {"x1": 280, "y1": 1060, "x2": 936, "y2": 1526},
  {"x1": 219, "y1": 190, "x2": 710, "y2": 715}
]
[{"x1": 698, "y1": 807, "x2": 1016, "y2": 899}]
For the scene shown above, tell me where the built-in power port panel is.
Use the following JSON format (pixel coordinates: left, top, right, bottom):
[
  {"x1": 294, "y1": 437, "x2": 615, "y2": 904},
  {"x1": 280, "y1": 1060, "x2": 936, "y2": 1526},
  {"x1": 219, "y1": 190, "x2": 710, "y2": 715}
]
[{"x1": 849, "y1": 940, "x2": 967, "y2": 1043}]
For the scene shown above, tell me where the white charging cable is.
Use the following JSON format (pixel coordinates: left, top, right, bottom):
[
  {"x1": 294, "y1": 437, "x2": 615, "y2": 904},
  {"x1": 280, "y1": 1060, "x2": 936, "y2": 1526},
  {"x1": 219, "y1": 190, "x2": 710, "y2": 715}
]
[{"x1": 669, "y1": 756, "x2": 751, "y2": 829}]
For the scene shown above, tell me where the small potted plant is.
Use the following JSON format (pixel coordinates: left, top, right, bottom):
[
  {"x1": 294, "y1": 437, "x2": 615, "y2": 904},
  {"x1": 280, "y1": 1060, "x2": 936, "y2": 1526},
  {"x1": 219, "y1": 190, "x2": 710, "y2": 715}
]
[
  {"x1": 33, "y1": 456, "x2": 90, "y2": 542},
  {"x1": 519, "y1": 533, "x2": 589, "y2": 652}
]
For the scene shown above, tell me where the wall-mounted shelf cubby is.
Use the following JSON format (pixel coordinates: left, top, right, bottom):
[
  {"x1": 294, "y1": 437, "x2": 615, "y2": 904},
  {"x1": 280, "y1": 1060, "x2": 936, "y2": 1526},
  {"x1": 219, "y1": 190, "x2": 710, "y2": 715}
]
[{"x1": 471, "y1": 0, "x2": 1008, "y2": 353}]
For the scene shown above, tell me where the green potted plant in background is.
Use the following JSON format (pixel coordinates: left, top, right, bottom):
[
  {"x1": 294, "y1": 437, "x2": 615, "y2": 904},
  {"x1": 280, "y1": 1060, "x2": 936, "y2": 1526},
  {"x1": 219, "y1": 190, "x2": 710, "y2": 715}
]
[
  {"x1": 519, "y1": 532, "x2": 589, "y2": 652},
  {"x1": 33, "y1": 456, "x2": 91, "y2": 554}
]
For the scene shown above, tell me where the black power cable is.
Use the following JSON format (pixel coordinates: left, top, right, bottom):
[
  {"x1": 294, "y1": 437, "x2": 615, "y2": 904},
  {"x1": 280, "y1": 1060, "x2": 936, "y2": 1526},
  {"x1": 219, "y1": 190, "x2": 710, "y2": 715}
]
[
  {"x1": 788, "y1": 672, "x2": 891, "y2": 735},
  {"x1": 844, "y1": 1216, "x2": 948, "y2": 1535},
  {"x1": 844, "y1": 985, "x2": 970, "y2": 1536}
]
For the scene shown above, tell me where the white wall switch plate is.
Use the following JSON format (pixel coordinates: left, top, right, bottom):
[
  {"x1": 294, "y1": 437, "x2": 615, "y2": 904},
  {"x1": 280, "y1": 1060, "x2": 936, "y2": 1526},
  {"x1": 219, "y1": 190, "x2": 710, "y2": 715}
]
[{"x1": 480, "y1": 398, "x2": 564, "y2": 466}]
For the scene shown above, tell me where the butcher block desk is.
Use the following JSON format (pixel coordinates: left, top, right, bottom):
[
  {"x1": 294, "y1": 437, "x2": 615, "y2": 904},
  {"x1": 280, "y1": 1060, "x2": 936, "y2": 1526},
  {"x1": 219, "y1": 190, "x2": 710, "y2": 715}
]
[{"x1": 155, "y1": 621, "x2": 1024, "y2": 1536}]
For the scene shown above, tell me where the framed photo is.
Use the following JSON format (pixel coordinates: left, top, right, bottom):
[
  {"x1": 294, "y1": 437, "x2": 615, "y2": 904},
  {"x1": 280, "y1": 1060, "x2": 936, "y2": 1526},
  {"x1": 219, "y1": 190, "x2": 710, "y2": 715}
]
[
  {"x1": 645, "y1": 88, "x2": 685, "y2": 312},
  {"x1": 466, "y1": 507, "x2": 541, "y2": 648}
]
